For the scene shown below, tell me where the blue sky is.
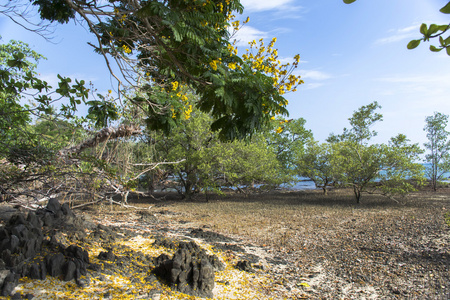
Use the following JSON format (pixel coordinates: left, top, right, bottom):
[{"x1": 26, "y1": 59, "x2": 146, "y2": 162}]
[{"x1": 1, "y1": 0, "x2": 449, "y2": 146}]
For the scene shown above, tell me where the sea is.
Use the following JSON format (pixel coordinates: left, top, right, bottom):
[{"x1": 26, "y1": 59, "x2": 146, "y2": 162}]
[{"x1": 288, "y1": 163, "x2": 450, "y2": 191}]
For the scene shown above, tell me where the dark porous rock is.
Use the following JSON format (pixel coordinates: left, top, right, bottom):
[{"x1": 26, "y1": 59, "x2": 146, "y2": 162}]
[
  {"x1": 61, "y1": 203, "x2": 75, "y2": 218},
  {"x1": 0, "y1": 235, "x2": 20, "y2": 253},
  {"x1": 48, "y1": 231, "x2": 69, "y2": 249},
  {"x1": 87, "y1": 263, "x2": 102, "y2": 272},
  {"x1": 1, "y1": 271, "x2": 18, "y2": 297},
  {"x1": 42, "y1": 213, "x2": 54, "y2": 227},
  {"x1": 138, "y1": 210, "x2": 159, "y2": 223},
  {"x1": 37, "y1": 199, "x2": 86, "y2": 230},
  {"x1": 0, "y1": 269, "x2": 10, "y2": 289},
  {"x1": 92, "y1": 224, "x2": 117, "y2": 242},
  {"x1": 45, "y1": 253, "x2": 66, "y2": 277},
  {"x1": 46, "y1": 198, "x2": 61, "y2": 215},
  {"x1": 153, "y1": 236, "x2": 178, "y2": 250},
  {"x1": 63, "y1": 260, "x2": 77, "y2": 281},
  {"x1": 7, "y1": 214, "x2": 28, "y2": 227},
  {"x1": 11, "y1": 293, "x2": 34, "y2": 300},
  {"x1": 26, "y1": 212, "x2": 42, "y2": 229},
  {"x1": 98, "y1": 249, "x2": 116, "y2": 261},
  {"x1": 189, "y1": 228, "x2": 235, "y2": 243},
  {"x1": 2, "y1": 249, "x2": 24, "y2": 268},
  {"x1": 0, "y1": 199, "x2": 93, "y2": 297},
  {"x1": 64, "y1": 245, "x2": 89, "y2": 264},
  {"x1": 235, "y1": 260, "x2": 254, "y2": 273},
  {"x1": 0, "y1": 228, "x2": 8, "y2": 244},
  {"x1": 28, "y1": 261, "x2": 46, "y2": 280},
  {"x1": 241, "y1": 253, "x2": 261, "y2": 264},
  {"x1": 153, "y1": 241, "x2": 223, "y2": 298},
  {"x1": 76, "y1": 275, "x2": 90, "y2": 288}
]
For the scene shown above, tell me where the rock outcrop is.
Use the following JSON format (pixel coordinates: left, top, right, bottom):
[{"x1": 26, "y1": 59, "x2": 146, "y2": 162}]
[
  {"x1": 153, "y1": 240, "x2": 224, "y2": 298},
  {"x1": 0, "y1": 199, "x2": 93, "y2": 297}
]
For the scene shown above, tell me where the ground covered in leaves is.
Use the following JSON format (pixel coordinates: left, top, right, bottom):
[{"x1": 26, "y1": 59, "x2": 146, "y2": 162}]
[{"x1": 1, "y1": 188, "x2": 449, "y2": 299}]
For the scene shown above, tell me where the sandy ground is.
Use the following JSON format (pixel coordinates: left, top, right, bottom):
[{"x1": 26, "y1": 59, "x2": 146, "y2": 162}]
[{"x1": 1, "y1": 188, "x2": 449, "y2": 299}]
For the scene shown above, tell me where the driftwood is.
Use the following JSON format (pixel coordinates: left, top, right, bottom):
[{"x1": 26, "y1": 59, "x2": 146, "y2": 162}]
[{"x1": 59, "y1": 124, "x2": 142, "y2": 158}]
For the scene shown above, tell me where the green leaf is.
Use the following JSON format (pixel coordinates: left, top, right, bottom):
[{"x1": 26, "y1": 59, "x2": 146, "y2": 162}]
[
  {"x1": 430, "y1": 45, "x2": 442, "y2": 52},
  {"x1": 407, "y1": 39, "x2": 421, "y2": 49},
  {"x1": 428, "y1": 24, "x2": 439, "y2": 35},
  {"x1": 447, "y1": 46, "x2": 450, "y2": 56},
  {"x1": 420, "y1": 23, "x2": 428, "y2": 36},
  {"x1": 440, "y1": 2, "x2": 450, "y2": 14},
  {"x1": 343, "y1": 0, "x2": 357, "y2": 3}
]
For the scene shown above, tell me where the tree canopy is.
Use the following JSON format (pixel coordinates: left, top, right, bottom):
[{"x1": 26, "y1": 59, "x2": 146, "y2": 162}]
[
  {"x1": 298, "y1": 102, "x2": 424, "y2": 203},
  {"x1": 3, "y1": 0, "x2": 303, "y2": 139}
]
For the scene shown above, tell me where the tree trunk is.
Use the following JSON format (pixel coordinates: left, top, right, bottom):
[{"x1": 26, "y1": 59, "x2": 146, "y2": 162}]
[{"x1": 353, "y1": 185, "x2": 361, "y2": 204}]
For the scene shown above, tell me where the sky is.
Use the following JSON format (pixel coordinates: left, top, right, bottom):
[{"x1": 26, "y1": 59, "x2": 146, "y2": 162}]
[{"x1": 1, "y1": 0, "x2": 450, "y2": 146}]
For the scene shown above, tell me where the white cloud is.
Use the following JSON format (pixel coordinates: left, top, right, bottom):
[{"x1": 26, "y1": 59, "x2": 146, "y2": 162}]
[
  {"x1": 375, "y1": 74, "x2": 450, "y2": 85},
  {"x1": 299, "y1": 70, "x2": 332, "y2": 81},
  {"x1": 231, "y1": 26, "x2": 268, "y2": 47},
  {"x1": 374, "y1": 25, "x2": 419, "y2": 45},
  {"x1": 240, "y1": 0, "x2": 297, "y2": 12},
  {"x1": 374, "y1": 73, "x2": 450, "y2": 111},
  {"x1": 302, "y1": 83, "x2": 324, "y2": 90}
]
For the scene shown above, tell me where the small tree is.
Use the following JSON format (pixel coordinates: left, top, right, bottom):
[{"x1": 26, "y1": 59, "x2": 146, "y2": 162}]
[
  {"x1": 265, "y1": 117, "x2": 313, "y2": 182},
  {"x1": 153, "y1": 106, "x2": 282, "y2": 199},
  {"x1": 327, "y1": 102, "x2": 424, "y2": 203},
  {"x1": 296, "y1": 141, "x2": 338, "y2": 195},
  {"x1": 205, "y1": 134, "x2": 282, "y2": 193},
  {"x1": 424, "y1": 112, "x2": 450, "y2": 191}
]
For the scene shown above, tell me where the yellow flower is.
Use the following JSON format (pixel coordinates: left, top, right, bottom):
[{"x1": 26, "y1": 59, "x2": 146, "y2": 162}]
[
  {"x1": 228, "y1": 62, "x2": 237, "y2": 70},
  {"x1": 171, "y1": 81, "x2": 179, "y2": 91},
  {"x1": 184, "y1": 104, "x2": 193, "y2": 120},
  {"x1": 122, "y1": 44, "x2": 131, "y2": 54},
  {"x1": 209, "y1": 59, "x2": 220, "y2": 71},
  {"x1": 276, "y1": 127, "x2": 283, "y2": 134}
]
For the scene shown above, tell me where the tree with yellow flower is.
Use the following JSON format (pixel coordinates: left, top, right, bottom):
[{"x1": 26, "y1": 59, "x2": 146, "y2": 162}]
[{"x1": 4, "y1": 0, "x2": 303, "y2": 140}]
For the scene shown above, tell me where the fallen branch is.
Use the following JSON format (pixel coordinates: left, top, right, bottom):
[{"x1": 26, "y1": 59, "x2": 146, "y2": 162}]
[{"x1": 59, "y1": 124, "x2": 142, "y2": 158}]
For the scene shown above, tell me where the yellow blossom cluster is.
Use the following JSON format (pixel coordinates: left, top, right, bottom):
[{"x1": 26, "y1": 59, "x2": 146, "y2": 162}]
[
  {"x1": 209, "y1": 58, "x2": 221, "y2": 71},
  {"x1": 184, "y1": 104, "x2": 193, "y2": 120},
  {"x1": 167, "y1": 81, "x2": 192, "y2": 120},
  {"x1": 122, "y1": 44, "x2": 132, "y2": 54},
  {"x1": 242, "y1": 38, "x2": 303, "y2": 95},
  {"x1": 227, "y1": 43, "x2": 238, "y2": 56},
  {"x1": 274, "y1": 119, "x2": 291, "y2": 134}
]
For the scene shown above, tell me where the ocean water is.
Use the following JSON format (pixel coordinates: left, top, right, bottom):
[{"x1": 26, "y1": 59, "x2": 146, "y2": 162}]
[{"x1": 287, "y1": 163, "x2": 450, "y2": 191}]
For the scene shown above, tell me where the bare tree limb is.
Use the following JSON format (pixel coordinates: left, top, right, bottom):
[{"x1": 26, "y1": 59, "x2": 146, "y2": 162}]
[{"x1": 59, "y1": 124, "x2": 142, "y2": 157}]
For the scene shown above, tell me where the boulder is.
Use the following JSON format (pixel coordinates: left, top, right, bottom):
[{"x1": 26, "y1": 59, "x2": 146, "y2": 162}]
[
  {"x1": 0, "y1": 199, "x2": 94, "y2": 297},
  {"x1": 153, "y1": 241, "x2": 223, "y2": 298}
]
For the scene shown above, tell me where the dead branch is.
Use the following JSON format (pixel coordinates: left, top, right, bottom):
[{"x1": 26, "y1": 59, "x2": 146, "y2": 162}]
[{"x1": 59, "y1": 124, "x2": 142, "y2": 157}]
